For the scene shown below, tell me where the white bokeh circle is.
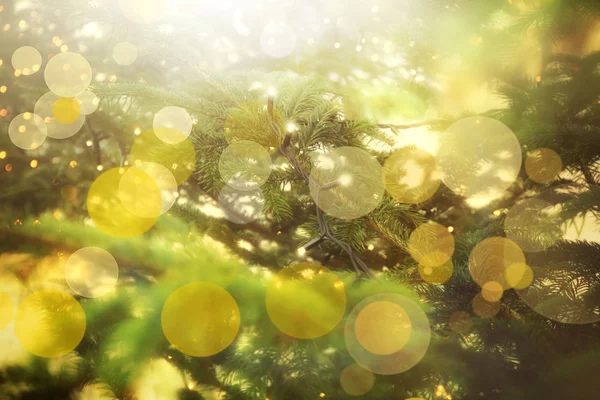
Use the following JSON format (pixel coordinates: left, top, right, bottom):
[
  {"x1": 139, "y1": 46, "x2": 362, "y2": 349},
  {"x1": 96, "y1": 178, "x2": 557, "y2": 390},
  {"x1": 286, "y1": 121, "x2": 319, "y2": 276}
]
[{"x1": 65, "y1": 247, "x2": 119, "y2": 298}]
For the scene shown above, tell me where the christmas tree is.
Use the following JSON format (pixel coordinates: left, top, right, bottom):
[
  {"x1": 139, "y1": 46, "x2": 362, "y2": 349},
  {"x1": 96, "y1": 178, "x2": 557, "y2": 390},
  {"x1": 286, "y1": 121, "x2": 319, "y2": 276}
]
[{"x1": 1, "y1": 0, "x2": 599, "y2": 399}]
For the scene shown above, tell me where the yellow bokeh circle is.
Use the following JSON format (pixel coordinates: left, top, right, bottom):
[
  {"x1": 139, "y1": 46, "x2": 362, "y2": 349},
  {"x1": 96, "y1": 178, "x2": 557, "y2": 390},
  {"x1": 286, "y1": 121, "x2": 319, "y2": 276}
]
[
  {"x1": 153, "y1": 106, "x2": 193, "y2": 144},
  {"x1": 65, "y1": 247, "x2": 119, "y2": 298},
  {"x1": 354, "y1": 300, "x2": 412, "y2": 355},
  {"x1": 309, "y1": 147, "x2": 384, "y2": 220},
  {"x1": 449, "y1": 311, "x2": 472, "y2": 334},
  {"x1": 87, "y1": 168, "x2": 159, "y2": 238},
  {"x1": 418, "y1": 253, "x2": 453, "y2": 284},
  {"x1": 118, "y1": 167, "x2": 163, "y2": 218},
  {"x1": 119, "y1": 0, "x2": 167, "y2": 24},
  {"x1": 219, "y1": 140, "x2": 272, "y2": 191},
  {"x1": 35, "y1": 91, "x2": 85, "y2": 139},
  {"x1": 0, "y1": 292, "x2": 15, "y2": 330},
  {"x1": 468, "y1": 237, "x2": 525, "y2": 290},
  {"x1": 345, "y1": 293, "x2": 431, "y2": 375},
  {"x1": 382, "y1": 147, "x2": 441, "y2": 204},
  {"x1": 130, "y1": 129, "x2": 196, "y2": 186},
  {"x1": 8, "y1": 112, "x2": 47, "y2": 150},
  {"x1": 437, "y1": 116, "x2": 522, "y2": 199},
  {"x1": 505, "y1": 262, "x2": 534, "y2": 290},
  {"x1": 472, "y1": 293, "x2": 501, "y2": 319},
  {"x1": 266, "y1": 263, "x2": 346, "y2": 339},
  {"x1": 524, "y1": 148, "x2": 562, "y2": 183},
  {"x1": 112, "y1": 41, "x2": 138, "y2": 66},
  {"x1": 44, "y1": 52, "x2": 92, "y2": 97},
  {"x1": 14, "y1": 290, "x2": 86, "y2": 358},
  {"x1": 75, "y1": 90, "x2": 99, "y2": 115},
  {"x1": 161, "y1": 282, "x2": 240, "y2": 357},
  {"x1": 11, "y1": 46, "x2": 42, "y2": 76},
  {"x1": 53, "y1": 97, "x2": 81, "y2": 124},
  {"x1": 408, "y1": 222, "x2": 455, "y2": 268},
  {"x1": 481, "y1": 281, "x2": 504, "y2": 302},
  {"x1": 339, "y1": 364, "x2": 375, "y2": 396}
]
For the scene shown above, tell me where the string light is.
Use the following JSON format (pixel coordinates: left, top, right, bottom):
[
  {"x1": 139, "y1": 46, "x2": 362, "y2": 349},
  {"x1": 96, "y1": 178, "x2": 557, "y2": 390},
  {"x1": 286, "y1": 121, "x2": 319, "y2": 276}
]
[
  {"x1": 493, "y1": 209, "x2": 502, "y2": 216},
  {"x1": 334, "y1": 42, "x2": 341, "y2": 49},
  {"x1": 0, "y1": 86, "x2": 7, "y2": 93},
  {"x1": 69, "y1": 160, "x2": 78, "y2": 168},
  {"x1": 319, "y1": 393, "x2": 326, "y2": 398},
  {"x1": 0, "y1": 109, "x2": 7, "y2": 117},
  {"x1": 30, "y1": 159, "x2": 38, "y2": 168},
  {"x1": 96, "y1": 164, "x2": 104, "y2": 171},
  {"x1": 0, "y1": 151, "x2": 6, "y2": 159},
  {"x1": 447, "y1": 226, "x2": 454, "y2": 233},
  {"x1": 367, "y1": 244, "x2": 375, "y2": 250},
  {"x1": 297, "y1": 235, "x2": 326, "y2": 256},
  {"x1": 5, "y1": 164, "x2": 13, "y2": 172},
  {"x1": 86, "y1": 140, "x2": 93, "y2": 147},
  {"x1": 134, "y1": 127, "x2": 141, "y2": 135}
]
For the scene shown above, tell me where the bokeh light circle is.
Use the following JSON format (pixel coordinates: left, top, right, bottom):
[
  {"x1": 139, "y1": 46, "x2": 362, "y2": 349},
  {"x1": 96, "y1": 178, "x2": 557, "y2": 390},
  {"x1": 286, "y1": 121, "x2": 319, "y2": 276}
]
[
  {"x1": 266, "y1": 263, "x2": 346, "y2": 339},
  {"x1": 130, "y1": 129, "x2": 196, "y2": 186},
  {"x1": 481, "y1": 281, "x2": 504, "y2": 302},
  {"x1": 11, "y1": 46, "x2": 42, "y2": 76},
  {"x1": 0, "y1": 292, "x2": 15, "y2": 330},
  {"x1": 8, "y1": 113, "x2": 47, "y2": 150},
  {"x1": 525, "y1": 148, "x2": 562, "y2": 183},
  {"x1": 119, "y1": 0, "x2": 167, "y2": 24},
  {"x1": 112, "y1": 41, "x2": 138, "y2": 66},
  {"x1": 218, "y1": 185, "x2": 264, "y2": 224},
  {"x1": 382, "y1": 147, "x2": 441, "y2": 204},
  {"x1": 505, "y1": 262, "x2": 534, "y2": 290},
  {"x1": 161, "y1": 282, "x2": 240, "y2": 357},
  {"x1": 219, "y1": 140, "x2": 272, "y2": 191},
  {"x1": 14, "y1": 290, "x2": 86, "y2": 358},
  {"x1": 75, "y1": 90, "x2": 99, "y2": 115},
  {"x1": 132, "y1": 162, "x2": 178, "y2": 214},
  {"x1": 65, "y1": 247, "x2": 119, "y2": 298},
  {"x1": 345, "y1": 293, "x2": 431, "y2": 375},
  {"x1": 418, "y1": 254, "x2": 453, "y2": 284},
  {"x1": 340, "y1": 364, "x2": 375, "y2": 396},
  {"x1": 408, "y1": 222, "x2": 455, "y2": 268},
  {"x1": 468, "y1": 237, "x2": 525, "y2": 290},
  {"x1": 309, "y1": 147, "x2": 384, "y2": 220},
  {"x1": 153, "y1": 106, "x2": 193, "y2": 144},
  {"x1": 87, "y1": 168, "x2": 159, "y2": 238},
  {"x1": 504, "y1": 196, "x2": 561, "y2": 253},
  {"x1": 449, "y1": 311, "x2": 472, "y2": 334},
  {"x1": 44, "y1": 52, "x2": 92, "y2": 97},
  {"x1": 52, "y1": 97, "x2": 81, "y2": 124},
  {"x1": 260, "y1": 22, "x2": 297, "y2": 58},
  {"x1": 472, "y1": 293, "x2": 501, "y2": 319},
  {"x1": 118, "y1": 167, "x2": 163, "y2": 219},
  {"x1": 437, "y1": 116, "x2": 522, "y2": 199},
  {"x1": 34, "y1": 91, "x2": 85, "y2": 139},
  {"x1": 354, "y1": 301, "x2": 412, "y2": 355}
]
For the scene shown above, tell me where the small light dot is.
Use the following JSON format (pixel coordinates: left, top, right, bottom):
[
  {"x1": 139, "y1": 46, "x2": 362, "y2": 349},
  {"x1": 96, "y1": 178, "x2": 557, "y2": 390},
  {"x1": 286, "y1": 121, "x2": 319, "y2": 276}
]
[
  {"x1": 297, "y1": 247, "x2": 307, "y2": 256},
  {"x1": 30, "y1": 159, "x2": 38, "y2": 168},
  {"x1": 0, "y1": 86, "x2": 7, "y2": 93},
  {"x1": 493, "y1": 209, "x2": 502, "y2": 216},
  {"x1": 356, "y1": 45, "x2": 363, "y2": 52},
  {"x1": 5, "y1": 164, "x2": 13, "y2": 172},
  {"x1": 334, "y1": 42, "x2": 341, "y2": 49},
  {"x1": 367, "y1": 244, "x2": 375, "y2": 250},
  {"x1": 319, "y1": 393, "x2": 326, "y2": 398},
  {"x1": 96, "y1": 164, "x2": 104, "y2": 171},
  {"x1": 86, "y1": 140, "x2": 93, "y2": 147},
  {"x1": 0, "y1": 151, "x2": 6, "y2": 159},
  {"x1": 447, "y1": 226, "x2": 454, "y2": 233},
  {"x1": 536, "y1": 75, "x2": 542, "y2": 82},
  {"x1": 69, "y1": 160, "x2": 78, "y2": 168},
  {"x1": 134, "y1": 127, "x2": 141, "y2": 135}
]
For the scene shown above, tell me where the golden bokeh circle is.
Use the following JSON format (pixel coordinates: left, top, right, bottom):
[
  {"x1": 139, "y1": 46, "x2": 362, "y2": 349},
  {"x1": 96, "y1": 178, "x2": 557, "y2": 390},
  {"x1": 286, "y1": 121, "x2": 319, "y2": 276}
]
[
  {"x1": 65, "y1": 247, "x2": 119, "y2": 298},
  {"x1": 0, "y1": 292, "x2": 15, "y2": 330},
  {"x1": 130, "y1": 129, "x2": 196, "y2": 186},
  {"x1": 219, "y1": 140, "x2": 272, "y2": 191},
  {"x1": 481, "y1": 281, "x2": 504, "y2": 302},
  {"x1": 35, "y1": 91, "x2": 85, "y2": 139},
  {"x1": 382, "y1": 147, "x2": 441, "y2": 204},
  {"x1": 345, "y1": 293, "x2": 431, "y2": 375},
  {"x1": 472, "y1": 293, "x2": 501, "y2": 318},
  {"x1": 468, "y1": 237, "x2": 525, "y2": 290},
  {"x1": 161, "y1": 282, "x2": 240, "y2": 357},
  {"x1": 52, "y1": 97, "x2": 81, "y2": 124},
  {"x1": 309, "y1": 147, "x2": 384, "y2": 220},
  {"x1": 14, "y1": 290, "x2": 86, "y2": 358},
  {"x1": 153, "y1": 106, "x2": 192, "y2": 144},
  {"x1": 87, "y1": 168, "x2": 159, "y2": 238},
  {"x1": 44, "y1": 52, "x2": 92, "y2": 97},
  {"x1": 8, "y1": 112, "x2": 47, "y2": 150},
  {"x1": 119, "y1": 0, "x2": 167, "y2": 24},
  {"x1": 339, "y1": 364, "x2": 375, "y2": 396},
  {"x1": 437, "y1": 116, "x2": 522, "y2": 199},
  {"x1": 218, "y1": 185, "x2": 265, "y2": 224},
  {"x1": 75, "y1": 90, "x2": 99, "y2": 115},
  {"x1": 266, "y1": 263, "x2": 346, "y2": 339},
  {"x1": 132, "y1": 162, "x2": 179, "y2": 215},
  {"x1": 11, "y1": 46, "x2": 42, "y2": 76},
  {"x1": 112, "y1": 41, "x2": 138, "y2": 66},
  {"x1": 354, "y1": 300, "x2": 412, "y2": 355},
  {"x1": 449, "y1": 311, "x2": 472, "y2": 334},
  {"x1": 118, "y1": 167, "x2": 163, "y2": 219},
  {"x1": 224, "y1": 100, "x2": 284, "y2": 148},
  {"x1": 505, "y1": 262, "x2": 534, "y2": 290},
  {"x1": 504, "y1": 197, "x2": 561, "y2": 253},
  {"x1": 408, "y1": 222, "x2": 455, "y2": 268},
  {"x1": 418, "y1": 253, "x2": 453, "y2": 284},
  {"x1": 524, "y1": 148, "x2": 562, "y2": 183}
]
